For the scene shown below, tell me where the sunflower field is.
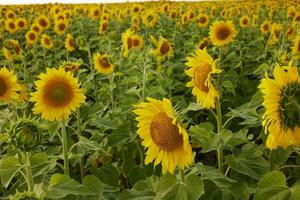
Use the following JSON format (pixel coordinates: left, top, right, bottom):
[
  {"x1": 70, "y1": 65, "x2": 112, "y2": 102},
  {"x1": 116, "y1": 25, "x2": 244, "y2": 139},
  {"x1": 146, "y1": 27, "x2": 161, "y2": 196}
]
[{"x1": 0, "y1": 0, "x2": 300, "y2": 199}]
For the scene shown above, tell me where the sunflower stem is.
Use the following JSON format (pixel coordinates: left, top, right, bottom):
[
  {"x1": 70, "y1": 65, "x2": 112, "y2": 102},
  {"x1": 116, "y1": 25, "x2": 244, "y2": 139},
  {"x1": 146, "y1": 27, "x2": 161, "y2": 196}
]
[
  {"x1": 216, "y1": 98, "x2": 223, "y2": 173},
  {"x1": 61, "y1": 120, "x2": 70, "y2": 176},
  {"x1": 142, "y1": 59, "x2": 148, "y2": 100},
  {"x1": 109, "y1": 73, "x2": 115, "y2": 110},
  {"x1": 24, "y1": 152, "x2": 34, "y2": 192},
  {"x1": 180, "y1": 169, "x2": 185, "y2": 183},
  {"x1": 77, "y1": 108, "x2": 84, "y2": 182}
]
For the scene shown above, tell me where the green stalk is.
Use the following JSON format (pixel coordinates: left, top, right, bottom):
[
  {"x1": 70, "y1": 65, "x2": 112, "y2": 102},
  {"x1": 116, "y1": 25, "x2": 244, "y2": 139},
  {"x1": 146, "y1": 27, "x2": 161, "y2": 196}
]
[
  {"x1": 61, "y1": 120, "x2": 70, "y2": 176},
  {"x1": 216, "y1": 99, "x2": 223, "y2": 172},
  {"x1": 108, "y1": 74, "x2": 115, "y2": 110},
  {"x1": 77, "y1": 109, "x2": 84, "y2": 182},
  {"x1": 180, "y1": 169, "x2": 185, "y2": 183},
  {"x1": 24, "y1": 152, "x2": 34, "y2": 192}
]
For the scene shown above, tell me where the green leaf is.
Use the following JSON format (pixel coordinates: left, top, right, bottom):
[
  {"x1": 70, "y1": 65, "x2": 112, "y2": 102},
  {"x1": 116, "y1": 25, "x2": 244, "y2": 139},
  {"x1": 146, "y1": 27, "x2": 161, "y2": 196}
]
[
  {"x1": 225, "y1": 144, "x2": 268, "y2": 180},
  {"x1": 46, "y1": 174, "x2": 95, "y2": 199},
  {"x1": 83, "y1": 175, "x2": 103, "y2": 200},
  {"x1": 0, "y1": 156, "x2": 21, "y2": 188}
]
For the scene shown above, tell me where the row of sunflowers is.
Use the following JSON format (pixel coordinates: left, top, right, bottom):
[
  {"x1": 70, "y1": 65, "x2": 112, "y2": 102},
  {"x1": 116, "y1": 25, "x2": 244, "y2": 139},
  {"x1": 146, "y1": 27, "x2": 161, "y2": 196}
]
[{"x1": 0, "y1": 0, "x2": 300, "y2": 199}]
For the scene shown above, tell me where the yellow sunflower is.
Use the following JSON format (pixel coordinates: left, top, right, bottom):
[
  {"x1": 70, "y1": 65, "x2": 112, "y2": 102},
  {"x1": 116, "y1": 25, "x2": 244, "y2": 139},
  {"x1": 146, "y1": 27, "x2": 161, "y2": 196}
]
[
  {"x1": 142, "y1": 10, "x2": 158, "y2": 28},
  {"x1": 209, "y1": 20, "x2": 237, "y2": 46},
  {"x1": 131, "y1": 35, "x2": 144, "y2": 49},
  {"x1": 185, "y1": 48, "x2": 221, "y2": 109},
  {"x1": 54, "y1": 20, "x2": 68, "y2": 35},
  {"x1": 5, "y1": 19, "x2": 17, "y2": 33},
  {"x1": 59, "y1": 60, "x2": 81, "y2": 73},
  {"x1": 198, "y1": 37, "x2": 211, "y2": 50},
  {"x1": 133, "y1": 97, "x2": 194, "y2": 174},
  {"x1": 0, "y1": 67, "x2": 21, "y2": 102},
  {"x1": 93, "y1": 53, "x2": 114, "y2": 75},
  {"x1": 30, "y1": 23, "x2": 42, "y2": 35},
  {"x1": 40, "y1": 34, "x2": 53, "y2": 49},
  {"x1": 268, "y1": 23, "x2": 282, "y2": 45},
  {"x1": 25, "y1": 30, "x2": 38, "y2": 45},
  {"x1": 121, "y1": 29, "x2": 134, "y2": 58},
  {"x1": 198, "y1": 13, "x2": 209, "y2": 27},
  {"x1": 239, "y1": 15, "x2": 250, "y2": 28},
  {"x1": 36, "y1": 15, "x2": 51, "y2": 30},
  {"x1": 16, "y1": 18, "x2": 27, "y2": 30},
  {"x1": 65, "y1": 34, "x2": 75, "y2": 52},
  {"x1": 98, "y1": 20, "x2": 108, "y2": 35},
  {"x1": 292, "y1": 35, "x2": 300, "y2": 60},
  {"x1": 30, "y1": 67, "x2": 86, "y2": 121},
  {"x1": 259, "y1": 64, "x2": 300, "y2": 150},
  {"x1": 151, "y1": 37, "x2": 173, "y2": 62},
  {"x1": 260, "y1": 20, "x2": 271, "y2": 35}
]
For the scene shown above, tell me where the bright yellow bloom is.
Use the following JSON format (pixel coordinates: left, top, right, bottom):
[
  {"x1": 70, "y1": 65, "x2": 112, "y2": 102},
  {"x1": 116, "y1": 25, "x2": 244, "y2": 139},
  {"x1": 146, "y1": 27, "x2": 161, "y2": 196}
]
[
  {"x1": 209, "y1": 20, "x2": 237, "y2": 46},
  {"x1": 65, "y1": 34, "x2": 75, "y2": 52},
  {"x1": 54, "y1": 20, "x2": 68, "y2": 35},
  {"x1": 25, "y1": 30, "x2": 38, "y2": 45},
  {"x1": 5, "y1": 19, "x2": 17, "y2": 33},
  {"x1": 93, "y1": 53, "x2": 114, "y2": 75},
  {"x1": 197, "y1": 13, "x2": 209, "y2": 27},
  {"x1": 30, "y1": 67, "x2": 86, "y2": 121},
  {"x1": 133, "y1": 97, "x2": 194, "y2": 174},
  {"x1": 0, "y1": 67, "x2": 21, "y2": 102},
  {"x1": 259, "y1": 64, "x2": 300, "y2": 150},
  {"x1": 40, "y1": 34, "x2": 53, "y2": 49},
  {"x1": 260, "y1": 20, "x2": 271, "y2": 35},
  {"x1": 185, "y1": 49, "x2": 221, "y2": 109},
  {"x1": 239, "y1": 15, "x2": 250, "y2": 28},
  {"x1": 36, "y1": 15, "x2": 51, "y2": 30},
  {"x1": 292, "y1": 35, "x2": 300, "y2": 60}
]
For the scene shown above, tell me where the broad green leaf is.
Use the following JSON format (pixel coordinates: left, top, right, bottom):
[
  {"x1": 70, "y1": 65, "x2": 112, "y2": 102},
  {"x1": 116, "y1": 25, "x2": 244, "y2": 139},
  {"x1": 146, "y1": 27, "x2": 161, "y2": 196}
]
[
  {"x1": 0, "y1": 156, "x2": 21, "y2": 188},
  {"x1": 83, "y1": 175, "x2": 103, "y2": 200}
]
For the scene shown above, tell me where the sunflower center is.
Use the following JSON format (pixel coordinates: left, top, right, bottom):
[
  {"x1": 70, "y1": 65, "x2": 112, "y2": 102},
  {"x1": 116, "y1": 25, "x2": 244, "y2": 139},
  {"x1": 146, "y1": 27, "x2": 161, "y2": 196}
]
[
  {"x1": 194, "y1": 63, "x2": 212, "y2": 93},
  {"x1": 44, "y1": 81, "x2": 73, "y2": 107},
  {"x1": 274, "y1": 30, "x2": 280, "y2": 39},
  {"x1": 133, "y1": 38, "x2": 140, "y2": 47},
  {"x1": 102, "y1": 22, "x2": 108, "y2": 31},
  {"x1": 160, "y1": 42, "x2": 170, "y2": 55},
  {"x1": 297, "y1": 41, "x2": 300, "y2": 52},
  {"x1": 29, "y1": 33, "x2": 36, "y2": 40},
  {"x1": 199, "y1": 16, "x2": 206, "y2": 24},
  {"x1": 0, "y1": 77, "x2": 8, "y2": 97},
  {"x1": 98, "y1": 57, "x2": 110, "y2": 68},
  {"x1": 127, "y1": 37, "x2": 133, "y2": 49},
  {"x1": 39, "y1": 19, "x2": 47, "y2": 27},
  {"x1": 58, "y1": 23, "x2": 66, "y2": 31},
  {"x1": 150, "y1": 112, "x2": 183, "y2": 151},
  {"x1": 33, "y1": 26, "x2": 40, "y2": 32},
  {"x1": 68, "y1": 38, "x2": 74, "y2": 47},
  {"x1": 242, "y1": 19, "x2": 248, "y2": 25},
  {"x1": 263, "y1": 24, "x2": 269, "y2": 31},
  {"x1": 9, "y1": 22, "x2": 15, "y2": 29},
  {"x1": 44, "y1": 38, "x2": 51, "y2": 45},
  {"x1": 280, "y1": 82, "x2": 300, "y2": 130},
  {"x1": 216, "y1": 26, "x2": 231, "y2": 40},
  {"x1": 18, "y1": 21, "x2": 25, "y2": 27},
  {"x1": 199, "y1": 39, "x2": 209, "y2": 50}
]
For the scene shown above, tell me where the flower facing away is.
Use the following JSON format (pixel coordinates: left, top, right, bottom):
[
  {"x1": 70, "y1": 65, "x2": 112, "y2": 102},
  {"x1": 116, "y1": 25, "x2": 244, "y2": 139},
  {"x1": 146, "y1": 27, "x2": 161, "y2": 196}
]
[
  {"x1": 30, "y1": 67, "x2": 86, "y2": 121},
  {"x1": 133, "y1": 97, "x2": 194, "y2": 174},
  {"x1": 209, "y1": 20, "x2": 237, "y2": 46},
  {"x1": 185, "y1": 48, "x2": 221, "y2": 109},
  {"x1": 259, "y1": 64, "x2": 300, "y2": 150},
  {"x1": 93, "y1": 53, "x2": 115, "y2": 75},
  {"x1": 0, "y1": 67, "x2": 21, "y2": 103}
]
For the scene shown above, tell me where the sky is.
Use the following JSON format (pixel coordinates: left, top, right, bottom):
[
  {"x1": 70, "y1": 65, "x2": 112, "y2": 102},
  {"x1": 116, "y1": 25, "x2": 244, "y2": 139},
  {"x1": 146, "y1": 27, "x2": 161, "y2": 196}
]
[{"x1": 0, "y1": 0, "x2": 199, "y2": 5}]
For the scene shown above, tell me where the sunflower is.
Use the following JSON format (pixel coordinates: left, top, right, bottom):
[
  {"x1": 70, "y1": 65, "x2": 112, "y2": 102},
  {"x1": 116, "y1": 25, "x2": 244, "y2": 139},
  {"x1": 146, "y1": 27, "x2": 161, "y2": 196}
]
[
  {"x1": 198, "y1": 37, "x2": 211, "y2": 50},
  {"x1": 131, "y1": 35, "x2": 144, "y2": 49},
  {"x1": 287, "y1": 6, "x2": 296, "y2": 18},
  {"x1": 30, "y1": 67, "x2": 86, "y2": 121},
  {"x1": 54, "y1": 19, "x2": 68, "y2": 35},
  {"x1": 40, "y1": 34, "x2": 53, "y2": 49},
  {"x1": 293, "y1": 12, "x2": 300, "y2": 23},
  {"x1": 151, "y1": 37, "x2": 173, "y2": 62},
  {"x1": 260, "y1": 20, "x2": 271, "y2": 35},
  {"x1": 25, "y1": 30, "x2": 38, "y2": 45},
  {"x1": 36, "y1": 15, "x2": 50, "y2": 30},
  {"x1": 30, "y1": 23, "x2": 42, "y2": 34},
  {"x1": 142, "y1": 10, "x2": 158, "y2": 28},
  {"x1": 16, "y1": 18, "x2": 27, "y2": 30},
  {"x1": 209, "y1": 20, "x2": 237, "y2": 46},
  {"x1": 5, "y1": 19, "x2": 17, "y2": 33},
  {"x1": 292, "y1": 35, "x2": 300, "y2": 59},
  {"x1": 286, "y1": 25, "x2": 295, "y2": 41},
  {"x1": 93, "y1": 53, "x2": 114, "y2": 75},
  {"x1": 98, "y1": 20, "x2": 108, "y2": 35},
  {"x1": 239, "y1": 15, "x2": 250, "y2": 28},
  {"x1": 268, "y1": 23, "x2": 282, "y2": 45},
  {"x1": 0, "y1": 67, "x2": 21, "y2": 102},
  {"x1": 65, "y1": 34, "x2": 75, "y2": 52},
  {"x1": 5, "y1": 10, "x2": 15, "y2": 19},
  {"x1": 131, "y1": 15, "x2": 140, "y2": 31},
  {"x1": 133, "y1": 97, "x2": 194, "y2": 174},
  {"x1": 185, "y1": 48, "x2": 221, "y2": 109},
  {"x1": 59, "y1": 60, "x2": 81, "y2": 73},
  {"x1": 259, "y1": 64, "x2": 300, "y2": 150},
  {"x1": 89, "y1": 6, "x2": 101, "y2": 20},
  {"x1": 3, "y1": 39, "x2": 22, "y2": 61},
  {"x1": 252, "y1": 15, "x2": 258, "y2": 26},
  {"x1": 121, "y1": 29, "x2": 134, "y2": 58},
  {"x1": 197, "y1": 13, "x2": 209, "y2": 27}
]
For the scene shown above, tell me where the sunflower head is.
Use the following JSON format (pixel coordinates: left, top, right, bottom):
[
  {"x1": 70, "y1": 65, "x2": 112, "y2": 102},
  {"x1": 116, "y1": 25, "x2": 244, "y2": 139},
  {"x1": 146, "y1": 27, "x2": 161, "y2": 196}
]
[
  {"x1": 239, "y1": 15, "x2": 250, "y2": 28},
  {"x1": 198, "y1": 37, "x2": 211, "y2": 50},
  {"x1": 133, "y1": 97, "x2": 193, "y2": 174},
  {"x1": 259, "y1": 64, "x2": 300, "y2": 149},
  {"x1": 99, "y1": 20, "x2": 109, "y2": 34},
  {"x1": 93, "y1": 53, "x2": 115, "y2": 75},
  {"x1": 30, "y1": 67, "x2": 86, "y2": 121},
  {"x1": 209, "y1": 20, "x2": 237, "y2": 46},
  {"x1": 16, "y1": 18, "x2": 27, "y2": 30},
  {"x1": 65, "y1": 33, "x2": 75, "y2": 52},
  {"x1": 54, "y1": 19, "x2": 68, "y2": 35},
  {"x1": 151, "y1": 37, "x2": 173, "y2": 61},
  {"x1": 198, "y1": 13, "x2": 209, "y2": 27},
  {"x1": 185, "y1": 48, "x2": 221, "y2": 109},
  {"x1": 260, "y1": 20, "x2": 271, "y2": 35},
  {"x1": 5, "y1": 19, "x2": 17, "y2": 33},
  {"x1": 292, "y1": 35, "x2": 300, "y2": 59},
  {"x1": 0, "y1": 67, "x2": 21, "y2": 103},
  {"x1": 60, "y1": 60, "x2": 81, "y2": 73},
  {"x1": 41, "y1": 34, "x2": 53, "y2": 49},
  {"x1": 36, "y1": 15, "x2": 50, "y2": 30},
  {"x1": 25, "y1": 30, "x2": 38, "y2": 45}
]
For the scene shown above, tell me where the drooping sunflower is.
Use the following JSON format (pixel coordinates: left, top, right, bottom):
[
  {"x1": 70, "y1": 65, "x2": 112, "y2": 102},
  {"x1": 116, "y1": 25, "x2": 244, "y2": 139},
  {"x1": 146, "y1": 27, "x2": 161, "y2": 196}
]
[
  {"x1": 209, "y1": 20, "x2": 237, "y2": 46},
  {"x1": 25, "y1": 30, "x2": 38, "y2": 45},
  {"x1": 64, "y1": 34, "x2": 75, "y2": 52},
  {"x1": 197, "y1": 13, "x2": 209, "y2": 27},
  {"x1": 286, "y1": 25, "x2": 295, "y2": 41},
  {"x1": 239, "y1": 15, "x2": 250, "y2": 28},
  {"x1": 40, "y1": 34, "x2": 53, "y2": 49},
  {"x1": 54, "y1": 19, "x2": 68, "y2": 35},
  {"x1": 30, "y1": 67, "x2": 86, "y2": 121},
  {"x1": 5, "y1": 19, "x2": 17, "y2": 33},
  {"x1": 260, "y1": 20, "x2": 271, "y2": 35},
  {"x1": 259, "y1": 64, "x2": 300, "y2": 150},
  {"x1": 292, "y1": 35, "x2": 300, "y2": 59},
  {"x1": 0, "y1": 67, "x2": 21, "y2": 102},
  {"x1": 133, "y1": 97, "x2": 194, "y2": 174},
  {"x1": 93, "y1": 53, "x2": 114, "y2": 75},
  {"x1": 185, "y1": 48, "x2": 221, "y2": 109},
  {"x1": 98, "y1": 20, "x2": 108, "y2": 35},
  {"x1": 142, "y1": 10, "x2": 158, "y2": 28}
]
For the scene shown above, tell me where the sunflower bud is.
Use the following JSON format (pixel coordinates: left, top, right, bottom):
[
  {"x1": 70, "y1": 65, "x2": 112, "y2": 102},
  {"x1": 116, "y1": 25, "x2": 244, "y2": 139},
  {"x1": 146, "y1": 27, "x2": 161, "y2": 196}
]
[
  {"x1": 75, "y1": 36, "x2": 85, "y2": 48},
  {"x1": 10, "y1": 119, "x2": 43, "y2": 151}
]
